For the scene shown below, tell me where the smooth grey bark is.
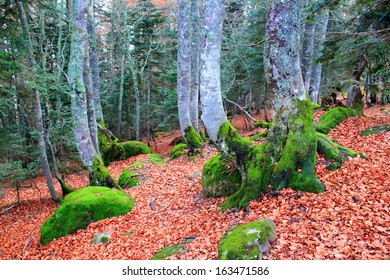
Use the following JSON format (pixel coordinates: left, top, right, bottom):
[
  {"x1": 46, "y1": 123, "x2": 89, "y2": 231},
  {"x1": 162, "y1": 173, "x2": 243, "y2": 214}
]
[
  {"x1": 68, "y1": 0, "x2": 99, "y2": 176},
  {"x1": 264, "y1": 0, "x2": 306, "y2": 111},
  {"x1": 190, "y1": 0, "x2": 201, "y2": 132},
  {"x1": 15, "y1": 0, "x2": 60, "y2": 202},
  {"x1": 301, "y1": 20, "x2": 316, "y2": 93},
  {"x1": 200, "y1": 0, "x2": 227, "y2": 142},
  {"x1": 309, "y1": 10, "x2": 329, "y2": 104},
  {"x1": 177, "y1": 0, "x2": 193, "y2": 136},
  {"x1": 83, "y1": 46, "x2": 100, "y2": 155},
  {"x1": 87, "y1": 0, "x2": 104, "y2": 124}
]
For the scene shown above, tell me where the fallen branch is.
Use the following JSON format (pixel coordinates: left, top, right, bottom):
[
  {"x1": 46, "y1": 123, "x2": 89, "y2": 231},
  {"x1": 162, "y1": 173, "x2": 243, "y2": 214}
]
[
  {"x1": 0, "y1": 204, "x2": 18, "y2": 215},
  {"x1": 223, "y1": 96, "x2": 257, "y2": 122}
]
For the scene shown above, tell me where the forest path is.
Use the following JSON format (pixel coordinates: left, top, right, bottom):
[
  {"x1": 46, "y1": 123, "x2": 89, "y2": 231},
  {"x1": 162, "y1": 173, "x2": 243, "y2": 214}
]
[{"x1": 0, "y1": 104, "x2": 389, "y2": 260}]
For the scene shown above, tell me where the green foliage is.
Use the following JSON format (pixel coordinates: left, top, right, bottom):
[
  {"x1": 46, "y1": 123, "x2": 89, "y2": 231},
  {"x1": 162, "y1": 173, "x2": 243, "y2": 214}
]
[
  {"x1": 218, "y1": 219, "x2": 276, "y2": 260},
  {"x1": 202, "y1": 153, "x2": 242, "y2": 198},
  {"x1": 40, "y1": 186, "x2": 135, "y2": 245}
]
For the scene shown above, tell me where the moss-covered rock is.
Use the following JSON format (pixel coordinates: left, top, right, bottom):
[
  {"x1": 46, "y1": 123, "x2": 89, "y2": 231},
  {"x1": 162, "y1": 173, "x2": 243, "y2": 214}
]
[
  {"x1": 118, "y1": 168, "x2": 139, "y2": 188},
  {"x1": 218, "y1": 219, "x2": 276, "y2": 260},
  {"x1": 316, "y1": 107, "x2": 358, "y2": 134},
  {"x1": 152, "y1": 238, "x2": 195, "y2": 260},
  {"x1": 201, "y1": 153, "x2": 242, "y2": 198},
  {"x1": 120, "y1": 141, "x2": 152, "y2": 158},
  {"x1": 40, "y1": 186, "x2": 135, "y2": 245},
  {"x1": 169, "y1": 143, "x2": 187, "y2": 160}
]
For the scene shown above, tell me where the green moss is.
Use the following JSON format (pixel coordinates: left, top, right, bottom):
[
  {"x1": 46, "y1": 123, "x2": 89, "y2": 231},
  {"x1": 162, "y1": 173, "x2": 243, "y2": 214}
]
[
  {"x1": 317, "y1": 132, "x2": 364, "y2": 170},
  {"x1": 98, "y1": 125, "x2": 151, "y2": 165},
  {"x1": 361, "y1": 124, "x2": 390, "y2": 136},
  {"x1": 169, "y1": 143, "x2": 187, "y2": 160},
  {"x1": 120, "y1": 141, "x2": 152, "y2": 159},
  {"x1": 316, "y1": 107, "x2": 358, "y2": 134},
  {"x1": 40, "y1": 186, "x2": 134, "y2": 245},
  {"x1": 271, "y1": 99, "x2": 324, "y2": 193},
  {"x1": 184, "y1": 126, "x2": 203, "y2": 152},
  {"x1": 254, "y1": 120, "x2": 272, "y2": 129},
  {"x1": 250, "y1": 131, "x2": 268, "y2": 141},
  {"x1": 90, "y1": 156, "x2": 120, "y2": 189},
  {"x1": 218, "y1": 219, "x2": 276, "y2": 260},
  {"x1": 152, "y1": 238, "x2": 195, "y2": 260},
  {"x1": 201, "y1": 153, "x2": 242, "y2": 198},
  {"x1": 118, "y1": 168, "x2": 139, "y2": 188}
]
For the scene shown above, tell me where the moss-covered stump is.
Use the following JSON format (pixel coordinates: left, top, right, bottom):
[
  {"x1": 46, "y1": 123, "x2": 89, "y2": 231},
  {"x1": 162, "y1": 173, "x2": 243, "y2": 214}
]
[
  {"x1": 316, "y1": 107, "x2": 358, "y2": 134},
  {"x1": 169, "y1": 143, "x2": 187, "y2": 160},
  {"x1": 218, "y1": 219, "x2": 276, "y2": 260},
  {"x1": 40, "y1": 186, "x2": 135, "y2": 245},
  {"x1": 118, "y1": 168, "x2": 139, "y2": 188},
  {"x1": 152, "y1": 238, "x2": 195, "y2": 260},
  {"x1": 201, "y1": 153, "x2": 242, "y2": 198},
  {"x1": 361, "y1": 124, "x2": 390, "y2": 136}
]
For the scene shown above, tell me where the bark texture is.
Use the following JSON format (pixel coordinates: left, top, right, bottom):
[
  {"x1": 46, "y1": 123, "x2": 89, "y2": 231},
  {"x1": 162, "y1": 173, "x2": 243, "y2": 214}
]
[{"x1": 68, "y1": 0, "x2": 117, "y2": 188}]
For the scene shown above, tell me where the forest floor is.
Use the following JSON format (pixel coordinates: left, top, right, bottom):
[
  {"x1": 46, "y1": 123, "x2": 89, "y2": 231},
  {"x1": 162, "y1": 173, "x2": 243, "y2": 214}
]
[{"x1": 0, "y1": 104, "x2": 389, "y2": 260}]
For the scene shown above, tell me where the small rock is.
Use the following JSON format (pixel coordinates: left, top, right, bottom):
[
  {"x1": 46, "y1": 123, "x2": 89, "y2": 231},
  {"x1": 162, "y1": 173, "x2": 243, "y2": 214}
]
[{"x1": 91, "y1": 232, "x2": 110, "y2": 244}]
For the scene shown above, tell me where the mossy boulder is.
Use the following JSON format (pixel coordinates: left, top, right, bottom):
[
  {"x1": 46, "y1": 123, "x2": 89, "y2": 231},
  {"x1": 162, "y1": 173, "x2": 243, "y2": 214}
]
[
  {"x1": 120, "y1": 141, "x2": 152, "y2": 158},
  {"x1": 118, "y1": 168, "x2": 139, "y2": 188},
  {"x1": 202, "y1": 153, "x2": 242, "y2": 198},
  {"x1": 40, "y1": 186, "x2": 135, "y2": 245},
  {"x1": 218, "y1": 219, "x2": 276, "y2": 260}
]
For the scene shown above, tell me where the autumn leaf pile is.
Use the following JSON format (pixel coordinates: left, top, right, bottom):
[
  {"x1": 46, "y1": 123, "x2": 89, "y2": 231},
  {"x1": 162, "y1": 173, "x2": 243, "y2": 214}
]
[{"x1": 0, "y1": 105, "x2": 389, "y2": 260}]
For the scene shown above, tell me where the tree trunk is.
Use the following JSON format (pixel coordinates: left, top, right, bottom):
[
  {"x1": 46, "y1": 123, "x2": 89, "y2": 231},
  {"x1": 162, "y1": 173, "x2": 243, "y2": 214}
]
[
  {"x1": 346, "y1": 56, "x2": 367, "y2": 115},
  {"x1": 68, "y1": 0, "x2": 118, "y2": 188},
  {"x1": 190, "y1": 0, "x2": 201, "y2": 133},
  {"x1": 200, "y1": 0, "x2": 228, "y2": 142},
  {"x1": 201, "y1": 0, "x2": 324, "y2": 211},
  {"x1": 87, "y1": 0, "x2": 104, "y2": 124},
  {"x1": 15, "y1": 0, "x2": 60, "y2": 202},
  {"x1": 309, "y1": 10, "x2": 329, "y2": 104},
  {"x1": 129, "y1": 58, "x2": 141, "y2": 142},
  {"x1": 301, "y1": 1, "x2": 316, "y2": 93}
]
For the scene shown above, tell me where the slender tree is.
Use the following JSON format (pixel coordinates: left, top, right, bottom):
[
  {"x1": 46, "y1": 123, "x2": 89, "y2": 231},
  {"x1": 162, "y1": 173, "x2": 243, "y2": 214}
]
[
  {"x1": 14, "y1": 0, "x2": 61, "y2": 202},
  {"x1": 177, "y1": 0, "x2": 203, "y2": 150}
]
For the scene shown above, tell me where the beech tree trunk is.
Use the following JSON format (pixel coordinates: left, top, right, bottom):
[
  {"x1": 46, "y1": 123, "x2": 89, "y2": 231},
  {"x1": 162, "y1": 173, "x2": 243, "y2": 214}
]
[
  {"x1": 309, "y1": 10, "x2": 329, "y2": 104},
  {"x1": 87, "y1": 0, "x2": 104, "y2": 124},
  {"x1": 200, "y1": 0, "x2": 227, "y2": 142},
  {"x1": 346, "y1": 56, "x2": 367, "y2": 115},
  {"x1": 68, "y1": 0, "x2": 118, "y2": 188},
  {"x1": 177, "y1": 0, "x2": 203, "y2": 150},
  {"x1": 200, "y1": 0, "x2": 324, "y2": 210},
  {"x1": 190, "y1": 0, "x2": 201, "y2": 133}
]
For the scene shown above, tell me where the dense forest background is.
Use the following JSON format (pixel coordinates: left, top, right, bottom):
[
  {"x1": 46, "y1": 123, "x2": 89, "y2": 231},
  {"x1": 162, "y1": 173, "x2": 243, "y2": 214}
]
[
  {"x1": 0, "y1": 0, "x2": 389, "y2": 261},
  {"x1": 1, "y1": 0, "x2": 388, "y2": 187}
]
